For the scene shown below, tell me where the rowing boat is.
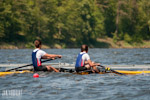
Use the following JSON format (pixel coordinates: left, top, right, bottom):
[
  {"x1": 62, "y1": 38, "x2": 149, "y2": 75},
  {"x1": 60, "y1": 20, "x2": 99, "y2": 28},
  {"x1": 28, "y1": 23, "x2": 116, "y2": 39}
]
[{"x1": 1, "y1": 69, "x2": 150, "y2": 76}]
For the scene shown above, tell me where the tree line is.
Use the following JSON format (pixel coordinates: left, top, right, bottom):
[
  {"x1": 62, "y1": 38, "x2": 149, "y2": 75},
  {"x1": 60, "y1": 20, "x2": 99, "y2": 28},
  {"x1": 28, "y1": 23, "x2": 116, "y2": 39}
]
[{"x1": 0, "y1": 0, "x2": 150, "y2": 48}]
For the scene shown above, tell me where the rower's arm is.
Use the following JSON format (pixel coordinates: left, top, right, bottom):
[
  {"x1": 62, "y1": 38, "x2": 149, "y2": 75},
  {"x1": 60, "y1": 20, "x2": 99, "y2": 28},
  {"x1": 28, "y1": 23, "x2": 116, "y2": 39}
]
[
  {"x1": 87, "y1": 60, "x2": 94, "y2": 67},
  {"x1": 87, "y1": 60, "x2": 100, "y2": 67},
  {"x1": 42, "y1": 54, "x2": 62, "y2": 59}
]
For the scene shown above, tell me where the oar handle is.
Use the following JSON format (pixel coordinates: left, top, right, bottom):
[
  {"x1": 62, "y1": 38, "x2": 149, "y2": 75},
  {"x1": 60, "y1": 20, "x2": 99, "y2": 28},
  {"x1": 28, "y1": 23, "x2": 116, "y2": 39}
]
[{"x1": 5, "y1": 57, "x2": 59, "y2": 72}]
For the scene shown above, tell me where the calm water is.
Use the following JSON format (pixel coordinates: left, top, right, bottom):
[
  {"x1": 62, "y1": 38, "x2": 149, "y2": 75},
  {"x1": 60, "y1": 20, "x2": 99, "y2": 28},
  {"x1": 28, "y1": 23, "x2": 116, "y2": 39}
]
[{"x1": 0, "y1": 48, "x2": 150, "y2": 100}]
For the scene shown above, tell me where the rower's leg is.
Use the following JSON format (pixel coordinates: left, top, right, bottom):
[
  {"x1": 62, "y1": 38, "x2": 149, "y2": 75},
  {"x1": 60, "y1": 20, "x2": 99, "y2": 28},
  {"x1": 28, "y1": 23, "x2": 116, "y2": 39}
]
[
  {"x1": 92, "y1": 66, "x2": 99, "y2": 73},
  {"x1": 85, "y1": 64, "x2": 91, "y2": 70},
  {"x1": 85, "y1": 62, "x2": 99, "y2": 73},
  {"x1": 46, "y1": 65, "x2": 59, "y2": 72},
  {"x1": 85, "y1": 65, "x2": 95, "y2": 73}
]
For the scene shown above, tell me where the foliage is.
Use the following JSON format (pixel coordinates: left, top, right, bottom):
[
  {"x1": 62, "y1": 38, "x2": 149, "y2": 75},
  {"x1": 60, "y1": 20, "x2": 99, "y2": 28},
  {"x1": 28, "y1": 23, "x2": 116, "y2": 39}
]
[{"x1": 0, "y1": 0, "x2": 150, "y2": 47}]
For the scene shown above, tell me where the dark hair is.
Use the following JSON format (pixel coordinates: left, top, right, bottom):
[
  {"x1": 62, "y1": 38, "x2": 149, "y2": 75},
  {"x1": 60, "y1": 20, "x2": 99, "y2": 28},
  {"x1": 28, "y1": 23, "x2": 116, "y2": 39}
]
[
  {"x1": 81, "y1": 45, "x2": 88, "y2": 52},
  {"x1": 34, "y1": 40, "x2": 42, "y2": 48}
]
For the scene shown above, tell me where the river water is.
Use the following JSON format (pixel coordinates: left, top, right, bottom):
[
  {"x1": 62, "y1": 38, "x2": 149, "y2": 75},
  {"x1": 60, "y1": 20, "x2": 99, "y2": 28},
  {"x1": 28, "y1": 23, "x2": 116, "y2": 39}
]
[{"x1": 0, "y1": 48, "x2": 150, "y2": 100}]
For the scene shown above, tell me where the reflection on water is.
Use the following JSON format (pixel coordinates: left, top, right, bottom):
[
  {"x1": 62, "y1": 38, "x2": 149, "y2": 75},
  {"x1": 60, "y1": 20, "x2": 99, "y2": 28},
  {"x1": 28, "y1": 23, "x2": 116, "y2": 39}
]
[{"x1": 0, "y1": 48, "x2": 150, "y2": 100}]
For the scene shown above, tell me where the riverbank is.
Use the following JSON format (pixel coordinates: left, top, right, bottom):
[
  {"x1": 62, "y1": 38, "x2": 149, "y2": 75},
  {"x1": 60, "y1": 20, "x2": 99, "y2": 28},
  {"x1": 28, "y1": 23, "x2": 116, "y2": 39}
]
[
  {"x1": 97, "y1": 38, "x2": 150, "y2": 48},
  {"x1": 0, "y1": 38, "x2": 150, "y2": 49}
]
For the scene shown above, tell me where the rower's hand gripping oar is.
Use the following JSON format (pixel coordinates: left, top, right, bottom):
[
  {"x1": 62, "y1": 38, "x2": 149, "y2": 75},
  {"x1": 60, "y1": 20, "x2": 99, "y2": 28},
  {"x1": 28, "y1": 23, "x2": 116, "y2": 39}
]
[
  {"x1": 99, "y1": 65, "x2": 125, "y2": 75},
  {"x1": 4, "y1": 57, "x2": 59, "y2": 72}
]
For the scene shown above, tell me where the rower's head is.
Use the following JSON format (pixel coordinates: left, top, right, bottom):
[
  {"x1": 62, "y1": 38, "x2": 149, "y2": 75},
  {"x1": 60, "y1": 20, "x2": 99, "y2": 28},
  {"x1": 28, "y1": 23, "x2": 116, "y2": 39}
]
[
  {"x1": 81, "y1": 45, "x2": 88, "y2": 53},
  {"x1": 34, "y1": 40, "x2": 42, "y2": 48}
]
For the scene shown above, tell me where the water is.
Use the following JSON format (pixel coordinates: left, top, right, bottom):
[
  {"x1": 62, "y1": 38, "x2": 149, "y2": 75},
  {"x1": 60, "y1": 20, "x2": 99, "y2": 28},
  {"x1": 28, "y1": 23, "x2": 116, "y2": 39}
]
[{"x1": 0, "y1": 48, "x2": 150, "y2": 100}]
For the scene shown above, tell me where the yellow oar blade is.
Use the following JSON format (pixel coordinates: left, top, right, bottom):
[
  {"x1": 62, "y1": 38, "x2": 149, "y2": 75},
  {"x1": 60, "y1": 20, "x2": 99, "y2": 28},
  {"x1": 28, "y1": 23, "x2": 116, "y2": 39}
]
[
  {"x1": 115, "y1": 70, "x2": 150, "y2": 75},
  {"x1": 0, "y1": 70, "x2": 32, "y2": 77}
]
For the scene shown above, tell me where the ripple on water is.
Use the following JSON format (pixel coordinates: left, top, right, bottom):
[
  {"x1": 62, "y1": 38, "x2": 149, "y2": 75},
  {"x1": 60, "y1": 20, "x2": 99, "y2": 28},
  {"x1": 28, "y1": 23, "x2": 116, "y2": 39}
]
[
  {"x1": 1, "y1": 73, "x2": 150, "y2": 100},
  {"x1": 1, "y1": 49, "x2": 150, "y2": 100}
]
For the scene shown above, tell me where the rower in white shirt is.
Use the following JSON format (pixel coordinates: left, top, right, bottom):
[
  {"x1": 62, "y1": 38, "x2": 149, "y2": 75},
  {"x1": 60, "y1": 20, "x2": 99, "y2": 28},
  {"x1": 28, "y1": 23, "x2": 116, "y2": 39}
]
[
  {"x1": 32, "y1": 40, "x2": 62, "y2": 72},
  {"x1": 75, "y1": 45, "x2": 100, "y2": 72}
]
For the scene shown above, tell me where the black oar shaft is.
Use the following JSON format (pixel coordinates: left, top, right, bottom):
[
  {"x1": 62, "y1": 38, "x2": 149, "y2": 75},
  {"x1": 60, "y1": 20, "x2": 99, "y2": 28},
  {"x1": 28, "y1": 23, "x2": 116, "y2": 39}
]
[
  {"x1": 100, "y1": 65, "x2": 125, "y2": 75},
  {"x1": 5, "y1": 58, "x2": 58, "y2": 72},
  {"x1": 5, "y1": 64, "x2": 33, "y2": 72}
]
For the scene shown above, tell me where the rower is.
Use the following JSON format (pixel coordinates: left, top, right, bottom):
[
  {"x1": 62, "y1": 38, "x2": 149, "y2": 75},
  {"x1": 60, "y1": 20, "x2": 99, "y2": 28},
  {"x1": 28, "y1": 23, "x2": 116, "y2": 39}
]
[
  {"x1": 32, "y1": 40, "x2": 62, "y2": 72},
  {"x1": 75, "y1": 45, "x2": 100, "y2": 73}
]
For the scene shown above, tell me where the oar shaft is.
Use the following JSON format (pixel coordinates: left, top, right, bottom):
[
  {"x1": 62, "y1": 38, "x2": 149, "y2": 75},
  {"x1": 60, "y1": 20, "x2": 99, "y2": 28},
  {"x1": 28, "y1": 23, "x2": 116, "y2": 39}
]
[
  {"x1": 99, "y1": 65, "x2": 125, "y2": 75},
  {"x1": 5, "y1": 58, "x2": 58, "y2": 72},
  {"x1": 5, "y1": 64, "x2": 33, "y2": 72}
]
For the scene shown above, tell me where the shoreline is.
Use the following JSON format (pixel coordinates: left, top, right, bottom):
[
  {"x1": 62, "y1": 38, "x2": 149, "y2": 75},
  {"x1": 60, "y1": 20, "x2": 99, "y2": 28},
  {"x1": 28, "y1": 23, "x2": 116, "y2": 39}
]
[{"x1": 0, "y1": 38, "x2": 150, "y2": 49}]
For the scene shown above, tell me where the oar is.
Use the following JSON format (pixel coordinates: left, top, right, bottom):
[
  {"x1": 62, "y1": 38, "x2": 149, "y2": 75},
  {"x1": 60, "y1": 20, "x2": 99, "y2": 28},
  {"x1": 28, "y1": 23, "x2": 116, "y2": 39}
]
[
  {"x1": 4, "y1": 57, "x2": 59, "y2": 72},
  {"x1": 99, "y1": 65, "x2": 125, "y2": 75}
]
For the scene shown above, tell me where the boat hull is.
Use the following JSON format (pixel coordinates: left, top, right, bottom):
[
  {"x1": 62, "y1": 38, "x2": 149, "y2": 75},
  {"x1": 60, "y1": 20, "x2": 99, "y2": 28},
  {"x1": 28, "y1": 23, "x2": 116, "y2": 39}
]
[
  {"x1": 0, "y1": 70, "x2": 150, "y2": 76},
  {"x1": 77, "y1": 70, "x2": 150, "y2": 75}
]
